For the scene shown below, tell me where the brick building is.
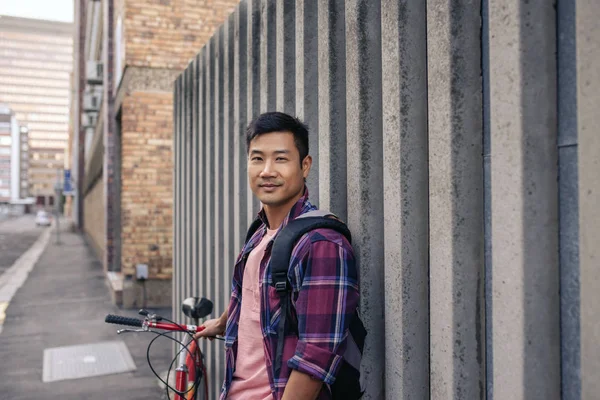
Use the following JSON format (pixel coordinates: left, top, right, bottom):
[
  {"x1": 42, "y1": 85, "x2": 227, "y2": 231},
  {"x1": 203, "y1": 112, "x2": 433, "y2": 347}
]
[{"x1": 70, "y1": 0, "x2": 238, "y2": 306}]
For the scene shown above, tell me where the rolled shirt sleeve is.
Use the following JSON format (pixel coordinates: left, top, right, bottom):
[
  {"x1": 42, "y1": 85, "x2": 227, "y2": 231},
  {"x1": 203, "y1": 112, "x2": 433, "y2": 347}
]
[{"x1": 287, "y1": 238, "x2": 360, "y2": 385}]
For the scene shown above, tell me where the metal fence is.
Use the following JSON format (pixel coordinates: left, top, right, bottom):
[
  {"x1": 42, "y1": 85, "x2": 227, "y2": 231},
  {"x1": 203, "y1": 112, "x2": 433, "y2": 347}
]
[{"x1": 173, "y1": 0, "x2": 593, "y2": 399}]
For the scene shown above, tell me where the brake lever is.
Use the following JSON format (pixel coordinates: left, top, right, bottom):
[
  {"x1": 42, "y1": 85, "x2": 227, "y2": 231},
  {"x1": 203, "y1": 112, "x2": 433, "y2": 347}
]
[{"x1": 117, "y1": 328, "x2": 146, "y2": 334}]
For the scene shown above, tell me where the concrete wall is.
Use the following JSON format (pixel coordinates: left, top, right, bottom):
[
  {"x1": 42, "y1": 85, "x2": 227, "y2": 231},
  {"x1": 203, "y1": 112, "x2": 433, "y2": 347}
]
[
  {"x1": 576, "y1": 1, "x2": 600, "y2": 398},
  {"x1": 173, "y1": 1, "x2": 593, "y2": 399}
]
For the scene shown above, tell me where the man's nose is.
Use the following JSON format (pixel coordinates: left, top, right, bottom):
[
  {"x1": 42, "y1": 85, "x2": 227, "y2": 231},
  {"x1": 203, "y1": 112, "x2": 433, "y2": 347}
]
[{"x1": 259, "y1": 160, "x2": 276, "y2": 176}]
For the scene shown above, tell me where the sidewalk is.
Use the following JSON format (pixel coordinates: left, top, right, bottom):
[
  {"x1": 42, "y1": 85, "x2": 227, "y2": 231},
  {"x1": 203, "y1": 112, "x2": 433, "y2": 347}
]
[{"x1": 0, "y1": 220, "x2": 172, "y2": 400}]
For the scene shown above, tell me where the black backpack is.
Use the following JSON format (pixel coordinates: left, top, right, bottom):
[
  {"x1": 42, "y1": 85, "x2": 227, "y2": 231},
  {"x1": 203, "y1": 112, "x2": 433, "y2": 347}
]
[{"x1": 244, "y1": 210, "x2": 367, "y2": 399}]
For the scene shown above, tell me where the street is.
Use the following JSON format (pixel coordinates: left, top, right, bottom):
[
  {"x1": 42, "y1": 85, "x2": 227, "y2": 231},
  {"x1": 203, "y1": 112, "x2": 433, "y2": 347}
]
[
  {"x1": 0, "y1": 216, "x2": 173, "y2": 400},
  {"x1": 0, "y1": 215, "x2": 43, "y2": 279}
]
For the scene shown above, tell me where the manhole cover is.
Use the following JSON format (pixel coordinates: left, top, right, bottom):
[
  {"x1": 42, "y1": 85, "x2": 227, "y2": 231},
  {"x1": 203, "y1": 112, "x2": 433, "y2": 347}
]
[{"x1": 43, "y1": 341, "x2": 136, "y2": 382}]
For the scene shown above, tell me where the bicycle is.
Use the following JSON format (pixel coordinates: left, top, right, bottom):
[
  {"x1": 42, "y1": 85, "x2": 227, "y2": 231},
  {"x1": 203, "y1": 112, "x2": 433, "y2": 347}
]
[{"x1": 105, "y1": 296, "x2": 221, "y2": 400}]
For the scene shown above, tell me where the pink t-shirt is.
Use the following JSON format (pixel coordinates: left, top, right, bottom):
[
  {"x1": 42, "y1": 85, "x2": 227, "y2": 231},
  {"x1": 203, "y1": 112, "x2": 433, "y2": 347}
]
[{"x1": 227, "y1": 229, "x2": 277, "y2": 400}]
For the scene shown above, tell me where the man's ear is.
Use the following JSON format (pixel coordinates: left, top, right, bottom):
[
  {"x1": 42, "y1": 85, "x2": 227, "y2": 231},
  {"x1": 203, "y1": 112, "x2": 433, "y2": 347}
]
[{"x1": 302, "y1": 155, "x2": 312, "y2": 179}]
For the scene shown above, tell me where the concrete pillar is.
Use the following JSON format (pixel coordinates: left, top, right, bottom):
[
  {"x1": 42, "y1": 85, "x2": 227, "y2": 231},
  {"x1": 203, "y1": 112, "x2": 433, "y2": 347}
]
[
  {"x1": 185, "y1": 61, "x2": 192, "y2": 300},
  {"x1": 489, "y1": 0, "x2": 559, "y2": 398},
  {"x1": 345, "y1": 0, "x2": 384, "y2": 398},
  {"x1": 215, "y1": 26, "x2": 227, "y2": 394},
  {"x1": 197, "y1": 45, "x2": 210, "y2": 383},
  {"x1": 233, "y1": 2, "x2": 248, "y2": 251},
  {"x1": 381, "y1": 0, "x2": 429, "y2": 398},
  {"x1": 203, "y1": 37, "x2": 217, "y2": 399},
  {"x1": 173, "y1": 75, "x2": 182, "y2": 346},
  {"x1": 260, "y1": 0, "x2": 276, "y2": 114},
  {"x1": 426, "y1": 0, "x2": 484, "y2": 398},
  {"x1": 276, "y1": 0, "x2": 295, "y2": 115},
  {"x1": 577, "y1": 0, "x2": 600, "y2": 397},
  {"x1": 557, "y1": 0, "x2": 580, "y2": 398},
  {"x1": 247, "y1": 0, "x2": 261, "y2": 220},
  {"x1": 295, "y1": 0, "x2": 319, "y2": 202},
  {"x1": 317, "y1": 0, "x2": 347, "y2": 219},
  {"x1": 223, "y1": 13, "x2": 235, "y2": 312}
]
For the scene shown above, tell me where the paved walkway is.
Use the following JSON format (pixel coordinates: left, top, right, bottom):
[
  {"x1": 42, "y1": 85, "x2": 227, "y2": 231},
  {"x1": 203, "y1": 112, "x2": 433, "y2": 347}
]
[{"x1": 0, "y1": 220, "x2": 172, "y2": 400}]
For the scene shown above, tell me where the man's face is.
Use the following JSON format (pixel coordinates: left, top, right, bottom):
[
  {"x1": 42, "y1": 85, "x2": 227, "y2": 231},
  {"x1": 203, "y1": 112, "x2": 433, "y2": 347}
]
[{"x1": 248, "y1": 131, "x2": 311, "y2": 208}]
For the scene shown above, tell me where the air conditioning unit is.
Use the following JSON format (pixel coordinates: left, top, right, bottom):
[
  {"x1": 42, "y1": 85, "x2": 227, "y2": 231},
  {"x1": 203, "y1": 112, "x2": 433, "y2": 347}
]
[
  {"x1": 86, "y1": 61, "x2": 103, "y2": 85},
  {"x1": 81, "y1": 112, "x2": 98, "y2": 128},
  {"x1": 83, "y1": 90, "x2": 102, "y2": 112}
]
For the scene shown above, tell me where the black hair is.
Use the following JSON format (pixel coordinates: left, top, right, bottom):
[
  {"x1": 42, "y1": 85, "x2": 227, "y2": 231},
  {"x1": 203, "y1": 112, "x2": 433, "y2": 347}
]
[{"x1": 245, "y1": 112, "x2": 309, "y2": 163}]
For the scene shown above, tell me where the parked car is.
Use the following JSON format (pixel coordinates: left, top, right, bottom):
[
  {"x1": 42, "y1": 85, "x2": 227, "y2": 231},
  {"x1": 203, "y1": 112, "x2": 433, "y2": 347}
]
[{"x1": 35, "y1": 210, "x2": 52, "y2": 226}]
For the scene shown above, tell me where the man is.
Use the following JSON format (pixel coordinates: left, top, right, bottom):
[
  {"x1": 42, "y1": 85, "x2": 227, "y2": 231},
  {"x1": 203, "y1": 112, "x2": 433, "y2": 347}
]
[{"x1": 195, "y1": 112, "x2": 359, "y2": 400}]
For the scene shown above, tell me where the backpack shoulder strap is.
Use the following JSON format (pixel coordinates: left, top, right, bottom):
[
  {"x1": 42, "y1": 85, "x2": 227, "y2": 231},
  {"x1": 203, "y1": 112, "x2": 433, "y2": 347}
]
[
  {"x1": 270, "y1": 210, "x2": 352, "y2": 377},
  {"x1": 244, "y1": 217, "x2": 263, "y2": 244},
  {"x1": 270, "y1": 211, "x2": 352, "y2": 291}
]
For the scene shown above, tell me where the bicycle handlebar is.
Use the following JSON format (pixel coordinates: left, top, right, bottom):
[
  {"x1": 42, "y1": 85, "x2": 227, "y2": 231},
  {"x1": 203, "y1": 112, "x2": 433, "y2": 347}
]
[
  {"x1": 105, "y1": 314, "x2": 143, "y2": 327},
  {"x1": 105, "y1": 314, "x2": 206, "y2": 333}
]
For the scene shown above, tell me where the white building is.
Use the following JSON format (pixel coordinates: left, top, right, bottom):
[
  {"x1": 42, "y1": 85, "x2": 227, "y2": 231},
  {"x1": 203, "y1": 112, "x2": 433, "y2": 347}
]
[{"x1": 0, "y1": 105, "x2": 31, "y2": 208}]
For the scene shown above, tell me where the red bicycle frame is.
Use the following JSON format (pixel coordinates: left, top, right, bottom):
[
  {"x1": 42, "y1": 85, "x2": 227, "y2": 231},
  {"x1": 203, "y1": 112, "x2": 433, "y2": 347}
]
[
  {"x1": 105, "y1": 314, "x2": 208, "y2": 400},
  {"x1": 144, "y1": 320, "x2": 208, "y2": 400}
]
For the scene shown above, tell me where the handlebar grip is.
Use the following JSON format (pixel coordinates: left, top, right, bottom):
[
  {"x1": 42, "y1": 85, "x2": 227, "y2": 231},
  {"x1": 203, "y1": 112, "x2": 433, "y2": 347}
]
[{"x1": 105, "y1": 314, "x2": 143, "y2": 327}]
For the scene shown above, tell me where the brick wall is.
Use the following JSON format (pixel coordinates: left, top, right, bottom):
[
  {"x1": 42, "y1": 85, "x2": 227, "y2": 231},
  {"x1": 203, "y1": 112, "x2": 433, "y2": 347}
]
[
  {"x1": 84, "y1": 179, "x2": 105, "y2": 261},
  {"x1": 124, "y1": 0, "x2": 239, "y2": 70},
  {"x1": 120, "y1": 92, "x2": 173, "y2": 279}
]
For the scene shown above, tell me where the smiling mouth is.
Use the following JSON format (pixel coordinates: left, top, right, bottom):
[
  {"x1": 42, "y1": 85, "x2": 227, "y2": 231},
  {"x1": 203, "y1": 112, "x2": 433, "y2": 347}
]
[{"x1": 260, "y1": 183, "x2": 280, "y2": 190}]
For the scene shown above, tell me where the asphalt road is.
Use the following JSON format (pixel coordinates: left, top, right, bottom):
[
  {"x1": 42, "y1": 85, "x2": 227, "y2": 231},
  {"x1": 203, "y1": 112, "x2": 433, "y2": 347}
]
[{"x1": 0, "y1": 215, "x2": 48, "y2": 279}]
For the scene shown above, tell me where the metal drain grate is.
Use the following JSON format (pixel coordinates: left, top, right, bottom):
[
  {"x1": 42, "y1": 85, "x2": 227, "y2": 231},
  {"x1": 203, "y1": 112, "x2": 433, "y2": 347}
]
[{"x1": 43, "y1": 341, "x2": 136, "y2": 383}]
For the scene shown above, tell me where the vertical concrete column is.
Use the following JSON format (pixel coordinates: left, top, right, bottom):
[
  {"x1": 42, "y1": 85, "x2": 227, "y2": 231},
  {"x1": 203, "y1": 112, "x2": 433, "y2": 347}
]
[
  {"x1": 204, "y1": 37, "x2": 217, "y2": 399},
  {"x1": 173, "y1": 76, "x2": 181, "y2": 344},
  {"x1": 489, "y1": 0, "x2": 559, "y2": 398},
  {"x1": 317, "y1": 0, "x2": 347, "y2": 219},
  {"x1": 185, "y1": 64, "x2": 192, "y2": 299},
  {"x1": 345, "y1": 1, "x2": 384, "y2": 398},
  {"x1": 191, "y1": 56, "x2": 199, "y2": 301},
  {"x1": 198, "y1": 45, "x2": 209, "y2": 373},
  {"x1": 295, "y1": 0, "x2": 319, "y2": 201},
  {"x1": 427, "y1": 1, "x2": 484, "y2": 398},
  {"x1": 276, "y1": 0, "x2": 295, "y2": 114},
  {"x1": 557, "y1": 0, "x2": 580, "y2": 398},
  {"x1": 381, "y1": 0, "x2": 429, "y2": 398},
  {"x1": 260, "y1": 0, "x2": 276, "y2": 113},
  {"x1": 234, "y1": 3, "x2": 249, "y2": 250},
  {"x1": 195, "y1": 54, "x2": 205, "y2": 305},
  {"x1": 223, "y1": 13, "x2": 234, "y2": 311},
  {"x1": 214, "y1": 27, "x2": 226, "y2": 394},
  {"x1": 577, "y1": 1, "x2": 600, "y2": 397},
  {"x1": 247, "y1": 0, "x2": 261, "y2": 222}
]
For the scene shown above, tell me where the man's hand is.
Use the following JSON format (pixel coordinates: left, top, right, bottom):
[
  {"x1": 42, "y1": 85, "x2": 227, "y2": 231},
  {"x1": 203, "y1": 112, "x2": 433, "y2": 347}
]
[{"x1": 193, "y1": 311, "x2": 227, "y2": 340}]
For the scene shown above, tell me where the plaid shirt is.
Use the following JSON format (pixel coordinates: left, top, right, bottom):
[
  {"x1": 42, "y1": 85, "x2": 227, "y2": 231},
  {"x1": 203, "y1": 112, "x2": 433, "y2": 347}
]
[{"x1": 220, "y1": 188, "x2": 360, "y2": 400}]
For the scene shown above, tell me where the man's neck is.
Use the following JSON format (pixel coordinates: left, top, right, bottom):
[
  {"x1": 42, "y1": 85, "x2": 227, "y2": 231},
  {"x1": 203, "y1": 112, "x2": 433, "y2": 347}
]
[{"x1": 263, "y1": 192, "x2": 304, "y2": 230}]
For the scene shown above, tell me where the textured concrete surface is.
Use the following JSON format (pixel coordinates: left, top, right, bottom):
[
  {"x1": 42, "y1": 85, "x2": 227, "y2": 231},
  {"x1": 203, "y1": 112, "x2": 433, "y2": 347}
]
[
  {"x1": 557, "y1": 0, "x2": 580, "y2": 398},
  {"x1": 345, "y1": 1, "x2": 384, "y2": 398},
  {"x1": 317, "y1": 0, "x2": 347, "y2": 219},
  {"x1": 381, "y1": 0, "x2": 429, "y2": 398},
  {"x1": 171, "y1": 0, "x2": 593, "y2": 398},
  {"x1": 427, "y1": 0, "x2": 484, "y2": 398},
  {"x1": 577, "y1": 1, "x2": 600, "y2": 398},
  {"x1": 489, "y1": 0, "x2": 560, "y2": 398}
]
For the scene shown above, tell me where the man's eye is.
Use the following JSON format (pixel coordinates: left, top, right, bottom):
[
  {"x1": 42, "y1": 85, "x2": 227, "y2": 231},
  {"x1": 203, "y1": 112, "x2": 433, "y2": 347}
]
[
  {"x1": 251, "y1": 157, "x2": 262, "y2": 161},
  {"x1": 276, "y1": 157, "x2": 287, "y2": 162}
]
